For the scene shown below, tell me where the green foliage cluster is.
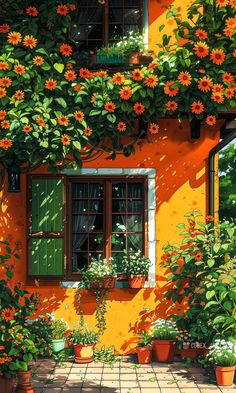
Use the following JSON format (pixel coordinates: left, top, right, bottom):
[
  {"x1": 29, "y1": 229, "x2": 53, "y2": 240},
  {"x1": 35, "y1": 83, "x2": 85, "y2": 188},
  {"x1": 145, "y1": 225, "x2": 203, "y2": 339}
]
[{"x1": 219, "y1": 143, "x2": 236, "y2": 221}]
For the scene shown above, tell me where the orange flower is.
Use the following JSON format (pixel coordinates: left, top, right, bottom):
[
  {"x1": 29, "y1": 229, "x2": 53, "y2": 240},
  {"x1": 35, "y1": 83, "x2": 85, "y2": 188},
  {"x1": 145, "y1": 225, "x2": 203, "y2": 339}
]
[
  {"x1": 15, "y1": 90, "x2": 24, "y2": 100},
  {"x1": 79, "y1": 68, "x2": 92, "y2": 78},
  {"x1": 0, "y1": 24, "x2": 10, "y2": 33},
  {"x1": 45, "y1": 79, "x2": 57, "y2": 90},
  {"x1": 0, "y1": 88, "x2": 6, "y2": 98},
  {"x1": 13, "y1": 64, "x2": 26, "y2": 75},
  {"x1": 178, "y1": 71, "x2": 192, "y2": 86},
  {"x1": 60, "y1": 43, "x2": 73, "y2": 57},
  {"x1": 212, "y1": 84, "x2": 224, "y2": 94},
  {"x1": 210, "y1": 49, "x2": 225, "y2": 65},
  {"x1": 211, "y1": 92, "x2": 225, "y2": 103},
  {"x1": 0, "y1": 77, "x2": 12, "y2": 87},
  {"x1": 191, "y1": 101, "x2": 204, "y2": 114},
  {"x1": 166, "y1": 101, "x2": 178, "y2": 111},
  {"x1": 193, "y1": 42, "x2": 209, "y2": 58},
  {"x1": 195, "y1": 29, "x2": 208, "y2": 40},
  {"x1": 36, "y1": 116, "x2": 46, "y2": 127},
  {"x1": 23, "y1": 35, "x2": 37, "y2": 49},
  {"x1": 148, "y1": 62, "x2": 158, "y2": 70},
  {"x1": 69, "y1": 4, "x2": 76, "y2": 10},
  {"x1": 224, "y1": 27, "x2": 234, "y2": 37},
  {"x1": 222, "y1": 72, "x2": 234, "y2": 84},
  {"x1": 133, "y1": 102, "x2": 145, "y2": 115},
  {"x1": 0, "y1": 139, "x2": 12, "y2": 149},
  {"x1": 226, "y1": 86, "x2": 236, "y2": 99},
  {"x1": 1, "y1": 308, "x2": 15, "y2": 320},
  {"x1": 117, "y1": 121, "x2": 126, "y2": 132},
  {"x1": 104, "y1": 102, "x2": 116, "y2": 112},
  {"x1": 216, "y1": 0, "x2": 228, "y2": 6},
  {"x1": 206, "y1": 215, "x2": 214, "y2": 222},
  {"x1": 233, "y1": 49, "x2": 236, "y2": 58},
  {"x1": 94, "y1": 70, "x2": 108, "y2": 78},
  {"x1": 57, "y1": 4, "x2": 69, "y2": 15},
  {"x1": 1, "y1": 120, "x2": 10, "y2": 129},
  {"x1": 144, "y1": 74, "x2": 158, "y2": 88},
  {"x1": 225, "y1": 15, "x2": 236, "y2": 28},
  {"x1": 194, "y1": 251, "x2": 203, "y2": 261},
  {"x1": 164, "y1": 81, "x2": 179, "y2": 97},
  {"x1": 0, "y1": 62, "x2": 9, "y2": 70},
  {"x1": 7, "y1": 31, "x2": 22, "y2": 45},
  {"x1": 119, "y1": 86, "x2": 132, "y2": 100},
  {"x1": 198, "y1": 76, "x2": 213, "y2": 92},
  {"x1": 74, "y1": 111, "x2": 84, "y2": 122},
  {"x1": 66, "y1": 63, "x2": 74, "y2": 69},
  {"x1": 149, "y1": 123, "x2": 159, "y2": 134},
  {"x1": 61, "y1": 134, "x2": 70, "y2": 145},
  {"x1": 58, "y1": 115, "x2": 69, "y2": 126},
  {"x1": 91, "y1": 93, "x2": 98, "y2": 103},
  {"x1": 230, "y1": 0, "x2": 236, "y2": 7},
  {"x1": 205, "y1": 115, "x2": 216, "y2": 126},
  {"x1": 33, "y1": 56, "x2": 44, "y2": 66},
  {"x1": 26, "y1": 6, "x2": 38, "y2": 16},
  {"x1": 84, "y1": 127, "x2": 92, "y2": 136},
  {"x1": 111, "y1": 73, "x2": 125, "y2": 85},
  {"x1": 132, "y1": 69, "x2": 144, "y2": 81},
  {"x1": 0, "y1": 111, "x2": 7, "y2": 120},
  {"x1": 22, "y1": 125, "x2": 32, "y2": 133},
  {"x1": 74, "y1": 84, "x2": 82, "y2": 92},
  {"x1": 64, "y1": 70, "x2": 77, "y2": 81}
]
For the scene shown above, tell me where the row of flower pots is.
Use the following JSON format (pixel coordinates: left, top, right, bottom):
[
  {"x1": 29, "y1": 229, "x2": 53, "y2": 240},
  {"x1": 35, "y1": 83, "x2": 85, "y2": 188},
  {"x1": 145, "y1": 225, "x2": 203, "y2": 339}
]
[{"x1": 0, "y1": 369, "x2": 35, "y2": 393}]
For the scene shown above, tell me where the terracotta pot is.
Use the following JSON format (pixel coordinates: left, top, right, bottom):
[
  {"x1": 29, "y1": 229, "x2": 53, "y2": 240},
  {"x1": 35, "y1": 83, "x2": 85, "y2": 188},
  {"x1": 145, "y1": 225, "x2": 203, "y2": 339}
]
[
  {"x1": 197, "y1": 347, "x2": 209, "y2": 357},
  {"x1": 128, "y1": 51, "x2": 140, "y2": 64},
  {"x1": 128, "y1": 275, "x2": 146, "y2": 288},
  {"x1": 16, "y1": 369, "x2": 35, "y2": 393},
  {"x1": 90, "y1": 276, "x2": 115, "y2": 289},
  {"x1": 137, "y1": 346, "x2": 152, "y2": 364},
  {"x1": 74, "y1": 343, "x2": 95, "y2": 363},
  {"x1": 215, "y1": 366, "x2": 235, "y2": 386},
  {"x1": 180, "y1": 348, "x2": 197, "y2": 360},
  {"x1": 153, "y1": 340, "x2": 176, "y2": 363},
  {"x1": 0, "y1": 374, "x2": 15, "y2": 393}
]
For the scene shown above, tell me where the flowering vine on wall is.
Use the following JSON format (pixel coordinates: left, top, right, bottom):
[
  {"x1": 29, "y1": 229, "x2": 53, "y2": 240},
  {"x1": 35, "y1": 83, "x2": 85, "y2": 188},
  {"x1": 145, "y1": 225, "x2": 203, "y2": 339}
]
[{"x1": 0, "y1": 0, "x2": 235, "y2": 172}]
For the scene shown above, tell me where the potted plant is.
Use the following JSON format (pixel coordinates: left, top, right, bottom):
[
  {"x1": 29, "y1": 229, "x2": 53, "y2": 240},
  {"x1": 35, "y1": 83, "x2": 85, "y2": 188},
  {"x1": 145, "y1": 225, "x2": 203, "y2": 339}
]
[
  {"x1": 8, "y1": 325, "x2": 38, "y2": 393},
  {"x1": 95, "y1": 45, "x2": 126, "y2": 64},
  {"x1": 122, "y1": 250, "x2": 151, "y2": 288},
  {"x1": 27, "y1": 315, "x2": 53, "y2": 358},
  {"x1": 136, "y1": 331, "x2": 153, "y2": 364},
  {"x1": 151, "y1": 319, "x2": 178, "y2": 363},
  {"x1": 116, "y1": 31, "x2": 145, "y2": 64},
  {"x1": 176, "y1": 330, "x2": 197, "y2": 360},
  {"x1": 50, "y1": 318, "x2": 68, "y2": 353},
  {"x1": 79, "y1": 256, "x2": 116, "y2": 289},
  {"x1": 208, "y1": 339, "x2": 236, "y2": 386},
  {"x1": 71, "y1": 325, "x2": 99, "y2": 363}
]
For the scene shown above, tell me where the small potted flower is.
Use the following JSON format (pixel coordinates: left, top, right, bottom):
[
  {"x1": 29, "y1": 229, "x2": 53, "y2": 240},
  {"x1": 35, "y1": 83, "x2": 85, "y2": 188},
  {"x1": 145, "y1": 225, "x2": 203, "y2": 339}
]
[
  {"x1": 136, "y1": 331, "x2": 153, "y2": 364},
  {"x1": 122, "y1": 250, "x2": 151, "y2": 288},
  {"x1": 50, "y1": 318, "x2": 68, "y2": 353},
  {"x1": 176, "y1": 330, "x2": 197, "y2": 360},
  {"x1": 95, "y1": 45, "x2": 126, "y2": 64},
  {"x1": 116, "y1": 31, "x2": 145, "y2": 64},
  {"x1": 8, "y1": 325, "x2": 38, "y2": 393},
  {"x1": 151, "y1": 319, "x2": 178, "y2": 363},
  {"x1": 79, "y1": 256, "x2": 116, "y2": 289},
  {"x1": 208, "y1": 339, "x2": 236, "y2": 386},
  {"x1": 71, "y1": 325, "x2": 99, "y2": 364}
]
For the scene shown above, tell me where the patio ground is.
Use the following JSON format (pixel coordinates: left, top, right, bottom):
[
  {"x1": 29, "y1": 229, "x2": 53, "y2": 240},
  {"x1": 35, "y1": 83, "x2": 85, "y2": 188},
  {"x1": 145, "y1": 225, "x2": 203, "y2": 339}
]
[{"x1": 26, "y1": 356, "x2": 236, "y2": 393}]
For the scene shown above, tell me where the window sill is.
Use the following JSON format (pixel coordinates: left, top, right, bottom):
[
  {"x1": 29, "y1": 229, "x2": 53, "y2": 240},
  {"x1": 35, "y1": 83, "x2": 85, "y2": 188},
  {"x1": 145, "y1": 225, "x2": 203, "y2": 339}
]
[{"x1": 60, "y1": 280, "x2": 156, "y2": 289}]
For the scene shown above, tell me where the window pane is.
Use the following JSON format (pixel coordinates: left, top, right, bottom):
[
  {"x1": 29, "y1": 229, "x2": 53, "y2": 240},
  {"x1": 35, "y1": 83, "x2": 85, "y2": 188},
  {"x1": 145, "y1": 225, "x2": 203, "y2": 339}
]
[
  {"x1": 72, "y1": 235, "x2": 88, "y2": 252},
  {"x1": 109, "y1": 24, "x2": 123, "y2": 40},
  {"x1": 89, "y1": 234, "x2": 104, "y2": 251},
  {"x1": 112, "y1": 252, "x2": 124, "y2": 273},
  {"x1": 112, "y1": 233, "x2": 126, "y2": 250},
  {"x1": 124, "y1": 9, "x2": 139, "y2": 24},
  {"x1": 112, "y1": 215, "x2": 126, "y2": 232},
  {"x1": 89, "y1": 252, "x2": 104, "y2": 261},
  {"x1": 128, "y1": 183, "x2": 143, "y2": 198},
  {"x1": 128, "y1": 200, "x2": 143, "y2": 212},
  {"x1": 72, "y1": 252, "x2": 88, "y2": 272},
  {"x1": 90, "y1": 215, "x2": 103, "y2": 232},
  {"x1": 72, "y1": 200, "x2": 88, "y2": 213},
  {"x1": 127, "y1": 214, "x2": 143, "y2": 232},
  {"x1": 89, "y1": 200, "x2": 103, "y2": 213},
  {"x1": 109, "y1": 8, "x2": 123, "y2": 23},
  {"x1": 72, "y1": 215, "x2": 89, "y2": 232},
  {"x1": 112, "y1": 200, "x2": 126, "y2": 212},
  {"x1": 72, "y1": 183, "x2": 88, "y2": 198},
  {"x1": 89, "y1": 183, "x2": 103, "y2": 198},
  {"x1": 89, "y1": 24, "x2": 103, "y2": 39},
  {"x1": 112, "y1": 183, "x2": 126, "y2": 198},
  {"x1": 123, "y1": 24, "x2": 139, "y2": 34},
  {"x1": 128, "y1": 234, "x2": 143, "y2": 251}
]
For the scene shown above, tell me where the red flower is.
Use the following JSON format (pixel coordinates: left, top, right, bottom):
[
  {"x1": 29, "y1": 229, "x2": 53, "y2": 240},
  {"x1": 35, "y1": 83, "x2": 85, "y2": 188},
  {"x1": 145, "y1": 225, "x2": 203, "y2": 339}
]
[
  {"x1": 191, "y1": 101, "x2": 204, "y2": 115},
  {"x1": 117, "y1": 121, "x2": 126, "y2": 132},
  {"x1": 60, "y1": 44, "x2": 73, "y2": 57},
  {"x1": 64, "y1": 70, "x2": 77, "y2": 81},
  {"x1": 133, "y1": 102, "x2": 145, "y2": 115},
  {"x1": 119, "y1": 86, "x2": 132, "y2": 100},
  {"x1": 0, "y1": 24, "x2": 10, "y2": 33},
  {"x1": 57, "y1": 4, "x2": 69, "y2": 16},
  {"x1": 0, "y1": 139, "x2": 13, "y2": 150},
  {"x1": 210, "y1": 49, "x2": 226, "y2": 65},
  {"x1": 104, "y1": 102, "x2": 116, "y2": 112},
  {"x1": 26, "y1": 6, "x2": 38, "y2": 16},
  {"x1": 164, "y1": 81, "x2": 179, "y2": 97},
  {"x1": 205, "y1": 115, "x2": 216, "y2": 126},
  {"x1": 194, "y1": 251, "x2": 203, "y2": 261},
  {"x1": 79, "y1": 68, "x2": 92, "y2": 78},
  {"x1": 166, "y1": 101, "x2": 178, "y2": 111},
  {"x1": 149, "y1": 123, "x2": 159, "y2": 134}
]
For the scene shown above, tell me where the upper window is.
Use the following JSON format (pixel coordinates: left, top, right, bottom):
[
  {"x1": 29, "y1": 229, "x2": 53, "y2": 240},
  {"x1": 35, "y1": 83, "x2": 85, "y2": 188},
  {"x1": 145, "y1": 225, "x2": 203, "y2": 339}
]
[
  {"x1": 27, "y1": 176, "x2": 147, "y2": 280},
  {"x1": 70, "y1": 0, "x2": 143, "y2": 51}
]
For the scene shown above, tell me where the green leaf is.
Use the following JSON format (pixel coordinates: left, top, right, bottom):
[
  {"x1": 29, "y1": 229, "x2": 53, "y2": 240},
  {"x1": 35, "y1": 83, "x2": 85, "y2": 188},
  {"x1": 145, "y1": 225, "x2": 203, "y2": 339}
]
[
  {"x1": 55, "y1": 97, "x2": 67, "y2": 108},
  {"x1": 207, "y1": 259, "x2": 215, "y2": 268},
  {"x1": 53, "y1": 63, "x2": 65, "y2": 73},
  {"x1": 223, "y1": 301, "x2": 233, "y2": 311},
  {"x1": 177, "y1": 223, "x2": 185, "y2": 229},
  {"x1": 213, "y1": 316, "x2": 225, "y2": 324},
  {"x1": 73, "y1": 141, "x2": 81, "y2": 150},
  {"x1": 206, "y1": 290, "x2": 215, "y2": 300},
  {"x1": 159, "y1": 24, "x2": 165, "y2": 32},
  {"x1": 213, "y1": 243, "x2": 220, "y2": 253}
]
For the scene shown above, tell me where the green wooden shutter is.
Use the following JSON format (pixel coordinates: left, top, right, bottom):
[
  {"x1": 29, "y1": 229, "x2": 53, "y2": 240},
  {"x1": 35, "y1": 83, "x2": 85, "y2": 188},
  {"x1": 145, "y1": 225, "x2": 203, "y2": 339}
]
[{"x1": 29, "y1": 177, "x2": 64, "y2": 277}]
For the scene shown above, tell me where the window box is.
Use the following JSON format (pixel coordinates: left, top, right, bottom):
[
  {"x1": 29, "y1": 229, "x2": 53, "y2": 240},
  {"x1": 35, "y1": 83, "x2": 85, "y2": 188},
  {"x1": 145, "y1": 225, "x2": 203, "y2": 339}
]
[{"x1": 95, "y1": 54, "x2": 126, "y2": 65}]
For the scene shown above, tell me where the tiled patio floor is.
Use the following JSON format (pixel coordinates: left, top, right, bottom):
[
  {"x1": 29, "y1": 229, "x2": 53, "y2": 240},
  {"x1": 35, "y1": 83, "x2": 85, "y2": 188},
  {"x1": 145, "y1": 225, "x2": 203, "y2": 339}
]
[{"x1": 28, "y1": 356, "x2": 236, "y2": 393}]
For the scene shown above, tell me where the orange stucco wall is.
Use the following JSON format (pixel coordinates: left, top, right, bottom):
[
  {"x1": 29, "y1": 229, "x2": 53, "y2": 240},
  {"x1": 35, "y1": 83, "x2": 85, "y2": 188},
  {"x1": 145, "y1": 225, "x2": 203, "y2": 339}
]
[{"x1": 0, "y1": 119, "x2": 221, "y2": 353}]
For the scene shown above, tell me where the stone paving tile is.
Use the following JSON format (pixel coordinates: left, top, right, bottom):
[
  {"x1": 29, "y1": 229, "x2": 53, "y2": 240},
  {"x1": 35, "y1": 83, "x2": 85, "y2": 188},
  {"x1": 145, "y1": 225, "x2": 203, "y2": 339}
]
[
  {"x1": 160, "y1": 388, "x2": 181, "y2": 393},
  {"x1": 102, "y1": 374, "x2": 121, "y2": 380},
  {"x1": 180, "y1": 388, "x2": 201, "y2": 393}
]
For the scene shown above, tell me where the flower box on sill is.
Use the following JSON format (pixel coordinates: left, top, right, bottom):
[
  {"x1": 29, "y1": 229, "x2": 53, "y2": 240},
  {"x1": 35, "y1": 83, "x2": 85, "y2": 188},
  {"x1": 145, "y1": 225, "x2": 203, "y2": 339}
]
[{"x1": 95, "y1": 54, "x2": 126, "y2": 65}]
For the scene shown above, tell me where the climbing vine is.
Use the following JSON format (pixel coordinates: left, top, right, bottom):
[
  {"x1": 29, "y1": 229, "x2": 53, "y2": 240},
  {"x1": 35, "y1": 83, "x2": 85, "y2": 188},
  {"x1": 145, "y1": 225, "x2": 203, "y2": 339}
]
[{"x1": 0, "y1": 0, "x2": 235, "y2": 172}]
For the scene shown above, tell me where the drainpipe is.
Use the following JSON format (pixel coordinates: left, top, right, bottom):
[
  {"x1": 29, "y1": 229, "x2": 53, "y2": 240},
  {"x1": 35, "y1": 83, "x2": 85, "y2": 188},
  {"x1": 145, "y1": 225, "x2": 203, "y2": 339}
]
[{"x1": 208, "y1": 127, "x2": 236, "y2": 216}]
